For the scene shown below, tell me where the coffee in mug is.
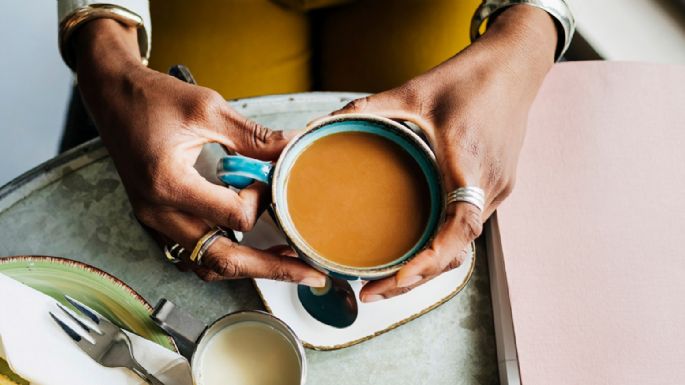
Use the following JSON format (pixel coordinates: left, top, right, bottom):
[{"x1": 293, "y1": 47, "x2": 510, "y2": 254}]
[
  {"x1": 217, "y1": 114, "x2": 443, "y2": 280},
  {"x1": 286, "y1": 131, "x2": 431, "y2": 268}
]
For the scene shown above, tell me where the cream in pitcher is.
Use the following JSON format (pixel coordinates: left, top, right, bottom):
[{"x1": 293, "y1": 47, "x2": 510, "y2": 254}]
[
  {"x1": 152, "y1": 302, "x2": 306, "y2": 385},
  {"x1": 197, "y1": 321, "x2": 301, "y2": 385}
]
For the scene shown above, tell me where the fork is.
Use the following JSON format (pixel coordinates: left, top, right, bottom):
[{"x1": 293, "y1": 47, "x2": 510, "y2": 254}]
[{"x1": 49, "y1": 295, "x2": 165, "y2": 385}]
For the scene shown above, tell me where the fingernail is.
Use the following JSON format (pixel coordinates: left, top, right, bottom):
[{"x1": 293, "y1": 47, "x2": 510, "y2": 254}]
[
  {"x1": 362, "y1": 294, "x2": 385, "y2": 303},
  {"x1": 397, "y1": 275, "x2": 423, "y2": 288},
  {"x1": 300, "y1": 276, "x2": 327, "y2": 288}
]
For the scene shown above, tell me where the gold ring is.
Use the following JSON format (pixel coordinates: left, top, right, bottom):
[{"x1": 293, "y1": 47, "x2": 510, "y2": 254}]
[{"x1": 189, "y1": 228, "x2": 227, "y2": 266}]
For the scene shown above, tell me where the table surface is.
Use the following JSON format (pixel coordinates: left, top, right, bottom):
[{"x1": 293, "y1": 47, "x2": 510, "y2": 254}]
[{"x1": 0, "y1": 92, "x2": 498, "y2": 385}]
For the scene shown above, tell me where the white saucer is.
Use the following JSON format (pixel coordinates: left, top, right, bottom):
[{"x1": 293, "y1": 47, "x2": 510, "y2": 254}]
[{"x1": 242, "y1": 215, "x2": 476, "y2": 350}]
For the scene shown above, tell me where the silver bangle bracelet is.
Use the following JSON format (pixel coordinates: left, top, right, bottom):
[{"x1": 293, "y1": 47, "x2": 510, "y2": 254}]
[{"x1": 470, "y1": 0, "x2": 576, "y2": 62}]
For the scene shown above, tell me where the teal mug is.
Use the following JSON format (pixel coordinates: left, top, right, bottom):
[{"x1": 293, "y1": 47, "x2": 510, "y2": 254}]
[{"x1": 216, "y1": 113, "x2": 444, "y2": 280}]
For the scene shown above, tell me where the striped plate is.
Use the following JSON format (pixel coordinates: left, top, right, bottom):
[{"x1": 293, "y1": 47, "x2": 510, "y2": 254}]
[{"x1": 0, "y1": 255, "x2": 177, "y2": 383}]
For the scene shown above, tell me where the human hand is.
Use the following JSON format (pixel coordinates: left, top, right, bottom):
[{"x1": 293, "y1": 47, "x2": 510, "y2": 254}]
[
  {"x1": 71, "y1": 19, "x2": 326, "y2": 287},
  {"x1": 330, "y1": 5, "x2": 559, "y2": 302}
]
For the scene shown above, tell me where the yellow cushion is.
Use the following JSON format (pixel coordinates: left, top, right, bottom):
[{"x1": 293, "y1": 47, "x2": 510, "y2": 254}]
[
  {"x1": 314, "y1": 0, "x2": 481, "y2": 92},
  {"x1": 273, "y1": 0, "x2": 356, "y2": 11},
  {"x1": 149, "y1": 0, "x2": 311, "y2": 99},
  {"x1": 149, "y1": 0, "x2": 480, "y2": 97}
]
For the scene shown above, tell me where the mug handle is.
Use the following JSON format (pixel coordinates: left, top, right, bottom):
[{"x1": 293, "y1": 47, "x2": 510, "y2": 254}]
[
  {"x1": 216, "y1": 155, "x2": 273, "y2": 189},
  {"x1": 151, "y1": 299, "x2": 207, "y2": 359}
]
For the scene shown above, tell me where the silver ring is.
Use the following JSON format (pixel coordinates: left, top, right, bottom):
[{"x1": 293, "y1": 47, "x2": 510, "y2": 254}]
[
  {"x1": 162, "y1": 228, "x2": 240, "y2": 266},
  {"x1": 446, "y1": 186, "x2": 486, "y2": 212},
  {"x1": 163, "y1": 244, "x2": 186, "y2": 264},
  {"x1": 195, "y1": 229, "x2": 228, "y2": 266}
]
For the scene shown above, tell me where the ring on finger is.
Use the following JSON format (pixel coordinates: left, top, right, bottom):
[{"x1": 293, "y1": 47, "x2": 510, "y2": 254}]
[
  {"x1": 163, "y1": 243, "x2": 187, "y2": 264},
  {"x1": 446, "y1": 186, "x2": 485, "y2": 212},
  {"x1": 190, "y1": 228, "x2": 228, "y2": 266},
  {"x1": 162, "y1": 227, "x2": 227, "y2": 266}
]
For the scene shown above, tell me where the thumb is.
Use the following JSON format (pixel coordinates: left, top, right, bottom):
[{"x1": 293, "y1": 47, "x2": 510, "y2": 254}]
[
  {"x1": 326, "y1": 91, "x2": 429, "y2": 130},
  {"x1": 223, "y1": 110, "x2": 296, "y2": 161},
  {"x1": 330, "y1": 94, "x2": 398, "y2": 116}
]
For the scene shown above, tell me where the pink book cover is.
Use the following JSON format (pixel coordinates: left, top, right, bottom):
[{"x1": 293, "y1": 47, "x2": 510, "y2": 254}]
[{"x1": 488, "y1": 61, "x2": 685, "y2": 385}]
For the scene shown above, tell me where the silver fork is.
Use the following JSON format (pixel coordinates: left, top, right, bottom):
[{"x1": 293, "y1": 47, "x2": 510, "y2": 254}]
[{"x1": 49, "y1": 295, "x2": 165, "y2": 385}]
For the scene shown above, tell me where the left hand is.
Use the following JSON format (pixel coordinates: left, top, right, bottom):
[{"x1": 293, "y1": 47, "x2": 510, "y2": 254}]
[{"x1": 330, "y1": 5, "x2": 559, "y2": 302}]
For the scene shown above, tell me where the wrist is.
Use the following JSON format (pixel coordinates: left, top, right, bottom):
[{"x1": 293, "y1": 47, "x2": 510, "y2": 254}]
[
  {"x1": 435, "y1": 4, "x2": 558, "y2": 101},
  {"x1": 73, "y1": 18, "x2": 145, "y2": 85},
  {"x1": 73, "y1": 18, "x2": 153, "y2": 124},
  {"x1": 478, "y1": 5, "x2": 558, "y2": 72}
]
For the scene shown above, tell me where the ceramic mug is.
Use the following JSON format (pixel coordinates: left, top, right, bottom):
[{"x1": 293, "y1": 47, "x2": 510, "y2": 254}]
[
  {"x1": 151, "y1": 299, "x2": 307, "y2": 385},
  {"x1": 216, "y1": 113, "x2": 444, "y2": 280}
]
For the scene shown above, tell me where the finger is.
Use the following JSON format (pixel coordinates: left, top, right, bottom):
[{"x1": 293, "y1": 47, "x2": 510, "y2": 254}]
[
  {"x1": 265, "y1": 245, "x2": 298, "y2": 258},
  {"x1": 145, "y1": 209, "x2": 326, "y2": 287},
  {"x1": 175, "y1": 260, "x2": 193, "y2": 272},
  {"x1": 359, "y1": 274, "x2": 426, "y2": 303},
  {"x1": 359, "y1": 202, "x2": 482, "y2": 300},
  {"x1": 221, "y1": 110, "x2": 296, "y2": 161},
  {"x1": 202, "y1": 237, "x2": 327, "y2": 287},
  {"x1": 138, "y1": 221, "x2": 195, "y2": 272},
  {"x1": 142, "y1": 209, "x2": 210, "y2": 252},
  {"x1": 169, "y1": 166, "x2": 269, "y2": 232},
  {"x1": 396, "y1": 202, "x2": 482, "y2": 285},
  {"x1": 325, "y1": 90, "x2": 431, "y2": 131},
  {"x1": 190, "y1": 245, "x2": 296, "y2": 282},
  {"x1": 331, "y1": 94, "x2": 402, "y2": 116},
  {"x1": 360, "y1": 256, "x2": 468, "y2": 301},
  {"x1": 193, "y1": 266, "x2": 225, "y2": 282}
]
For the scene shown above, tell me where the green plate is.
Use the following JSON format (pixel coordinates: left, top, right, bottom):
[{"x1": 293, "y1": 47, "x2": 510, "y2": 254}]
[{"x1": 0, "y1": 256, "x2": 177, "y2": 383}]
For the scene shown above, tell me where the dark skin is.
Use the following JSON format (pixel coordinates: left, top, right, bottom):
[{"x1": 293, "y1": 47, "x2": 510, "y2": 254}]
[{"x1": 72, "y1": 5, "x2": 557, "y2": 301}]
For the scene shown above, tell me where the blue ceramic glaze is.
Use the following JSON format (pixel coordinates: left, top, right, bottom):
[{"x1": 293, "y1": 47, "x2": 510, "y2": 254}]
[
  {"x1": 217, "y1": 114, "x2": 443, "y2": 280},
  {"x1": 217, "y1": 156, "x2": 272, "y2": 189}
]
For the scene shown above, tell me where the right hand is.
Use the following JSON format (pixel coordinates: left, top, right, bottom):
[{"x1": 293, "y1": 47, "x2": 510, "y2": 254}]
[{"x1": 71, "y1": 19, "x2": 326, "y2": 287}]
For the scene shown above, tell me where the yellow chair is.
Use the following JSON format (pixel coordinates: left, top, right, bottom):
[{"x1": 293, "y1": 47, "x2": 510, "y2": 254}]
[{"x1": 149, "y1": 0, "x2": 480, "y2": 98}]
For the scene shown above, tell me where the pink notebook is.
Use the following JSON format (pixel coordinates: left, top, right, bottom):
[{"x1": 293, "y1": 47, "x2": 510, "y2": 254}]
[{"x1": 486, "y1": 62, "x2": 685, "y2": 385}]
